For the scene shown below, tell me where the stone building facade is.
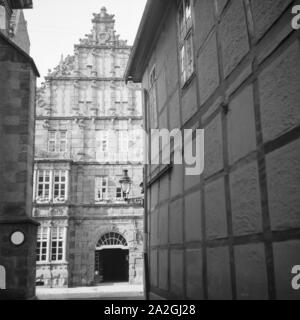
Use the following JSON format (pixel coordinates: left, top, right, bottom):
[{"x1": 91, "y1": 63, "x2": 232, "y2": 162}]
[
  {"x1": 33, "y1": 8, "x2": 144, "y2": 288},
  {"x1": 126, "y1": 0, "x2": 300, "y2": 300},
  {"x1": 0, "y1": 0, "x2": 39, "y2": 300}
]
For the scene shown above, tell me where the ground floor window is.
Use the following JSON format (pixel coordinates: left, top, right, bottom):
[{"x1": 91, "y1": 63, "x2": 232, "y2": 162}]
[
  {"x1": 36, "y1": 226, "x2": 66, "y2": 263},
  {"x1": 36, "y1": 227, "x2": 49, "y2": 262},
  {"x1": 51, "y1": 227, "x2": 65, "y2": 262},
  {"x1": 0, "y1": 265, "x2": 6, "y2": 290}
]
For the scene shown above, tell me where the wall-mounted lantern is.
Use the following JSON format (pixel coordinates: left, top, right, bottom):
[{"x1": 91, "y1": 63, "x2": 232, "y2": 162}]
[
  {"x1": 119, "y1": 169, "x2": 132, "y2": 201},
  {"x1": 119, "y1": 169, "x2": 144, "y2": 205}
]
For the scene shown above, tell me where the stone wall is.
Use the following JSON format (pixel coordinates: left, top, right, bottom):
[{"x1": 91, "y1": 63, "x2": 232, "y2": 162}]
[
  {"x1": 0, "y1": 35, "x2": 38, "y2": 300},
  {"x1": 145, "y1": 0, "x2": 300, "y2": 300},
  {"x1": 68, "y1": 211, "x2": 144, "y2": 286}
]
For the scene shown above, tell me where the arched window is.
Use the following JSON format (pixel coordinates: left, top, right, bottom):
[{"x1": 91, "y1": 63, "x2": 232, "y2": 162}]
[
  {"x1": 96, "y1": 232, "x2": 128, "y2": 249},
  {"x1": 0, "y1": 265, "x2": 6, "y2": 290}
]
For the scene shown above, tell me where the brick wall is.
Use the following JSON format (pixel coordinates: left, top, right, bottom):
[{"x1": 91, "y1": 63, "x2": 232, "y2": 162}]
[{"x1": 145, "y1": 0, "x2": 300, "y2": 300}]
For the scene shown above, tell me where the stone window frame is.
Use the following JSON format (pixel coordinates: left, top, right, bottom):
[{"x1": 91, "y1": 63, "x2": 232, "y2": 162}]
[
  {"x1": 36, "y1": 227, "x2": 50, "y2": 263},
  {"x1": 98, "y1": 131, "x2": 109, "y2": 159},
  {"x1": 95, "y1": 176, "x2": 109, "y2": 201},
  {"x1": 95, "y1": 176, "x2": 126, "y2": 203},
  {"x1": 0, "y1": 265, "x2": 6, "y2": 290},
  {"x1": 36, "y1": 226, "x2": 67, "y2": 264},
  {"x1": 178, "y1": 0, "x2": 195, "y2": 86},
  {"x1": 36, "y1": 170, "x2": 51, "y2": 202},
  {"x1": 50, "y1": 227, "x2": 65, "y2": 262},
  {"x1": 116, "y1": 187, "x2": 123, "y2": 200},
  {"x1": 47, "y1": 130, "x2": 68, "y2": 154},
  {"x1": 53, "y1": 170, "x2": 67, "y2": 203},
  {"x1": 35, "y1": 169, "x2": 69, "y2": 204}
]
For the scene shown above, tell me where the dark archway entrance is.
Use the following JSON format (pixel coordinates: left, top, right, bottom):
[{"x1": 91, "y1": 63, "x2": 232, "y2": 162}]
[
  {"x1": 95, "y1": 249, "x2": 129, "y2": 283},
  {"x1": 94, "y1": 232, "x2": 129, "y2": 284}
]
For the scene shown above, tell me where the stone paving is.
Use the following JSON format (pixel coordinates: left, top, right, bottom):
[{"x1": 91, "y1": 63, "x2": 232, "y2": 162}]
[{"x1": 36, "y1": 283, "x2": 144, "y2": 300}]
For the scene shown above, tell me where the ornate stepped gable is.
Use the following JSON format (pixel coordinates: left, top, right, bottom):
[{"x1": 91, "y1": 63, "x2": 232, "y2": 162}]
[
  {"x1": 43, "y1": 7, "x2": 130, "y2": 81},
  {"x1": 79, "y1": 7, "x2": 128, "y2": 47}
]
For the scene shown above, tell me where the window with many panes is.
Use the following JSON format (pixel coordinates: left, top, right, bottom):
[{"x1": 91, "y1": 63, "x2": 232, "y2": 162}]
[
  {"x1": 36, "y1": 227, "x2": 49, "y2": 262},
  {"x1": 53, "y1": 171, "x2": 67, "y2": 202},
  {"x1": 95, "y1": 177, "x2": 125, "y2": 202},
  {"x1": 37, "y1": 170, "x2": 51, "y2": 202},
  {"x1": 36, "y1": 170, "x2": 68, "y2": 203},
  {"x1": 95, "y1": 177, "x2": 108, "y2": 201},
  {"x1": 149, "y1": 66, "x2": 158, "y2": 128},
  {"x1": 51, "y1": 228, "x2": 64, "y2": 262},
  {"x1": 100, "y1": 132, "x2": 109, "y2": 154},
  {"x1": 36, "y1": 227, "x2": 66, "y2": 263},
  {"x1": 179, "y1": 0, "x2": 194, "y2": 85},
  {"x1": 48, "y1": 131, "x2": 68, "y2": 153},
  {"x1": 116, "y1": 187, "x2": 124, "y2": 200},
  {"x1": 48, "y1": 132, "x2": 56, "y2": 153}
]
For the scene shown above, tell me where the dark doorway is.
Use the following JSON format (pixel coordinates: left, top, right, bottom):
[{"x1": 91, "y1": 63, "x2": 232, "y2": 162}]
[{"x1": 95, "y1": 249, "x2": 129, "y2": 283}]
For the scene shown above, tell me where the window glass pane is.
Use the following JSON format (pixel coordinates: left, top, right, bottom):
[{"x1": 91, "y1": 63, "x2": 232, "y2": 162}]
[
  {"x1": 60, "y1": 132, "x2": 67, "y2": 139},
  {"x1": 179, "y1": 0, "x2": 193, "y2": 85},
  {"x1": 49, "y1": 141, "x2": 56, "y2": 152},
  {"x1": 185, "y1": 0, "x2": 191, "y2": 22},
  {"x1": 181, "y1": 46, "x2": 186, "y2": 83},
  {"x1": 179, "y1": 3, "x2": 185, "y2": 41},
  {"x1": 186, "y1": 34, "x2": 194, "y2": 77}
]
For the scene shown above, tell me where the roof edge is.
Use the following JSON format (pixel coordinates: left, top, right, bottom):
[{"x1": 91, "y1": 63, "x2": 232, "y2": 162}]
[
  {"x1": 9, "y1": 0, "x2": 33, "y2": 9},
  {"x1": 0, "y1": 30, "x2": 40, "y2": 77},
  {"x1": 125, "y1": 0, "x2": 172, "y2": 83}
]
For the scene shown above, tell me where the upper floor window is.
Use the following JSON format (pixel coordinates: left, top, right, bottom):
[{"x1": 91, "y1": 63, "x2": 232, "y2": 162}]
[
  {"x1": 35, "y1": 170, "x2": 68, "y2": 203},
  {"x1": 95, "y1": 176, "x2": 125, "y2": 203},
  {"x1": 95, "y1": 177, "x2": 108, "y2": 201},
  {"x1": 54, "y1": 171, "x2": 67, "y2": 202},
  {"x1": 48, "y1": 131, "x2": 68, "y2": 153},
  {"x1": 116, "y1": 187, "x2": 123, "y2": 200},
  {"x1": 148, "y1": 66, "x2": 158, "y2": 128},
  {"x1": 178, "y1": 0, "x2": 194, "y2": 85},
  {"x1": 37, "y1": 170, "x2": 51, "y2": 202}
]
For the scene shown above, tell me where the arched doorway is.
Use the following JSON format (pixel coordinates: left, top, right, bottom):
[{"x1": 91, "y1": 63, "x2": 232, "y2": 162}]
[{"x1": 94, "y1": 232, "x2": 129, "y2": 284}]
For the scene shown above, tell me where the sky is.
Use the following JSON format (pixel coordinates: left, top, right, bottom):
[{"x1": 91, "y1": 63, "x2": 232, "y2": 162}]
[{"x1": 24, "y1": 0, "x2": 147, "y2": 84}]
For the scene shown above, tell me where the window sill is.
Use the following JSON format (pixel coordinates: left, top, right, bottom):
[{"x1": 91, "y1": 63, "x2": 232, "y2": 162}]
[
  {"x1": 35, "y1": 200, "x2": 68, "y2": 205},
  {"x1": 95, "y1": 200, "x2": 127, "y2": 204},
  {"x1": 37, "y1": 261, "x2": 68, "y2": 266}
]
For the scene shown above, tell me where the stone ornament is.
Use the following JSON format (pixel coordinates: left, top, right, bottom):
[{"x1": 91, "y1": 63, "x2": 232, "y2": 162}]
[{"x1": 10, "y1": 231, "x2": 25, "y2": 246}]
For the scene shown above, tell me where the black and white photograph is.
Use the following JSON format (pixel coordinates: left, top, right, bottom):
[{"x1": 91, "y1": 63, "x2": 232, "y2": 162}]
[{"x1": 0, "y1": 0, "x2": 300, "y2": 305}]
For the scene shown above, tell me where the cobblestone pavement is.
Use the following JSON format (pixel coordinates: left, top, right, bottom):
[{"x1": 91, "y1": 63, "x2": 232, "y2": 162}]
[{"x1": 37, "y1": 283, "x2": 145, "y2": 300}]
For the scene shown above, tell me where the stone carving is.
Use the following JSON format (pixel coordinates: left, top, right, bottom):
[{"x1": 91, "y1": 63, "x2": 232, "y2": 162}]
[
  {"x1": 47, "y1": 55, "x2": 76, "y2": 77},
  {"x1": 76, "y1": 7, "x2": 129, "y2": 47}
]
